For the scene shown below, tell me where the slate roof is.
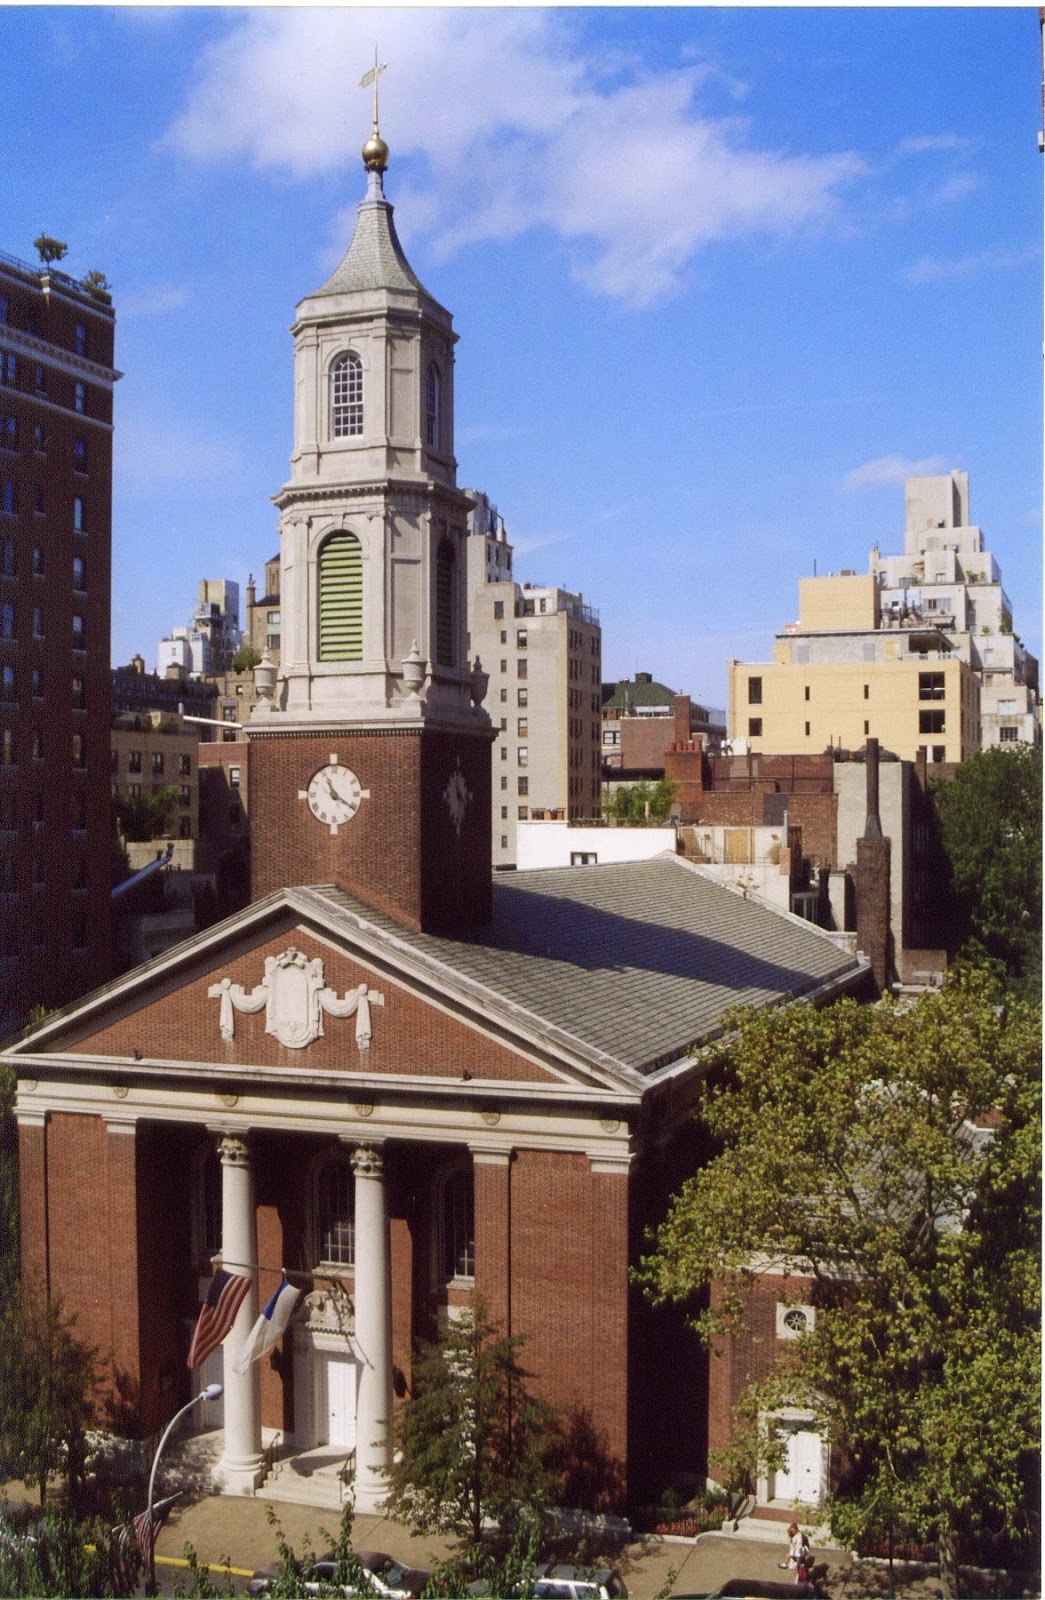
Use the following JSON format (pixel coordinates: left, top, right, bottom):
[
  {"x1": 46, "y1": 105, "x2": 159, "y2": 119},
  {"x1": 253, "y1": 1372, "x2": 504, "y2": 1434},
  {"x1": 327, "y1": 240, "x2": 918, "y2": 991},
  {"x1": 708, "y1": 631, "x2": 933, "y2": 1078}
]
[
  {"x1": 303, "y1": 856, "x2": 864, "y2": 1077},
  {"x1": 311, "y1": 188, "x2": 433, "y2": 301},
  {"x1": 603, "y1": 676, "x2": 676, "y2": 712}
]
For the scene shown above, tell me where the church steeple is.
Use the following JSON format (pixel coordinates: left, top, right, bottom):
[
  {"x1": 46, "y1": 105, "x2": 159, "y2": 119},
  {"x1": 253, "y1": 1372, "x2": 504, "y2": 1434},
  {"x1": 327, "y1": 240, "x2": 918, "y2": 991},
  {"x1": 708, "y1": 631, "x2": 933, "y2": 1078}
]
[{"x1": 247, "y1": 88, "x2": 493, "y2": 934}]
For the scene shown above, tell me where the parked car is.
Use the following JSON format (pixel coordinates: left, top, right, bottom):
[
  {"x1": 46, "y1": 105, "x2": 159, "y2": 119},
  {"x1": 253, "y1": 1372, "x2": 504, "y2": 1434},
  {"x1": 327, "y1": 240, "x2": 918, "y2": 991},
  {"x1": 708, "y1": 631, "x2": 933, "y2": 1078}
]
[
  {"x1": 247, "y1": 1550, "x2": 429, "y2": 1599},
  {"x1": 465, "y1": 1564, "x2": 627, "y2": 1600},
  {"x1": 672, "y1": 1581, "x2": 818, "y2": 1599}
]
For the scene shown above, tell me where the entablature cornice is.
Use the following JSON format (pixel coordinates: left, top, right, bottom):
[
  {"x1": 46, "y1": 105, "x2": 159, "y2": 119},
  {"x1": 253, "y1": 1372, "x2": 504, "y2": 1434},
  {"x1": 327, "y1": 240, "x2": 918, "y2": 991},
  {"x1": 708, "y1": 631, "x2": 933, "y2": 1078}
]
[
  {"x1": 0, "y1": 323, "x2": 121, "y2": 386},
  {"x1": 13, "y1": 1076, "x2": 638, "y2": 1166}
]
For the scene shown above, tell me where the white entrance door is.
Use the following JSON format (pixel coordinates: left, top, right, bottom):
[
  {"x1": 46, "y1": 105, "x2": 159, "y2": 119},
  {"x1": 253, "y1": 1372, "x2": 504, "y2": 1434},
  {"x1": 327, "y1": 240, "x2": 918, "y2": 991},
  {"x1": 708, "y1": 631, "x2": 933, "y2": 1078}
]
[
  {"x1": 776, "y1": 1426, "x2": 821, "y2": 1503},
  {"x1": 323, "y1": 1356, "x2": 357, "y2": 1450}
]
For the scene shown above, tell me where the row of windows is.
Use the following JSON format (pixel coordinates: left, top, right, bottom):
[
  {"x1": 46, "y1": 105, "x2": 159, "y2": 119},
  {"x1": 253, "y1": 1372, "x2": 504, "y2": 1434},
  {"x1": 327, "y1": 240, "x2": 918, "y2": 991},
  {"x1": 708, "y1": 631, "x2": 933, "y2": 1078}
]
[
  {"x1": 112, "y1": 781, "x2": 192, "y2": 806},
  {"x1": 0, "y1": 416, "x2": 88, "y2": 469},
  {"x1": 498, "y1": 685, "x2": 528, "y2": 707},
  {"x1": 0, "y1": 791, "x2": 89, "y2": 831},
  {"x1": 0, "y1": 351, "x2": 89, "y2": 413},
  {"x1": 0, "y1": 486, "x2": 89, "y2": 526},
  {"x1": 1, "y1": 667, "x2": 86, "y2": 705},
  {"x1": 0, "y1": 604, "x2": 86, "y2": 641},
  {"x1": 329, "y1": 353, "x2": 443, "y2": 448},
  {"x1": 1, "y1": 545, "x2": 85, "y2": 586},
  {"x1": 1, "y1": 727, "x2": 88, "y2": 765},
  {"x1": 1, "y1": 852, "x2": 91, "y2": 893},
  {"x1": 111, "y1": 749, "x2": 192, "y2": 777},
  {"x1": 0, "y1": 297, "x2": 90, "y2": 358}
]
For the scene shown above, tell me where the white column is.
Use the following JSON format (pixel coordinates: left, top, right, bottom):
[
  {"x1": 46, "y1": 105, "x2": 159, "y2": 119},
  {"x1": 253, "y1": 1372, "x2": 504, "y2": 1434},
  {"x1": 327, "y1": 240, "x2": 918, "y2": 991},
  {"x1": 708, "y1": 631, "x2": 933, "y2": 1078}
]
[
  {"x1": 215, "y1": 1134, "x2": 263, "y2": 1493},
  {"x1": 351, "y1": 1142, "x2": 393, "y2": 1511}
]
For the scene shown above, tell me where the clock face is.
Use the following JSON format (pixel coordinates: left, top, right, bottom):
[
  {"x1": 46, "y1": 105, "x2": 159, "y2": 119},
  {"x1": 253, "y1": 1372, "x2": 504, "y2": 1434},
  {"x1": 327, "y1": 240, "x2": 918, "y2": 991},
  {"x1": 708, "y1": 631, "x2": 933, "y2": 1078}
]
[{"x1": 305, "y1": 761, "x2": 367, "y2": 834}]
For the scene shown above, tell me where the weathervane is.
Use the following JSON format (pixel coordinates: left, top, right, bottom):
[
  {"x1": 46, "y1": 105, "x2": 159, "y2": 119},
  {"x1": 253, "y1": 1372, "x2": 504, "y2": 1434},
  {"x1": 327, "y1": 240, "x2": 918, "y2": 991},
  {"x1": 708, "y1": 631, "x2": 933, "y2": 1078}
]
[{"x1": 360, "y1": 49, "x2": 388, "y2": 138}]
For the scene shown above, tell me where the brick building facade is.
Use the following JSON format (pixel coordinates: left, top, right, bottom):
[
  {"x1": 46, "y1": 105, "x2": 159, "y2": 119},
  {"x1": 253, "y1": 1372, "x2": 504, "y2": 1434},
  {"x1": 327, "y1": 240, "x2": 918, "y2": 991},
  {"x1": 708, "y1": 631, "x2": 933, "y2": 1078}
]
[{"x1": 0, "y1": 247, "x2": 118, "y2": 1031}]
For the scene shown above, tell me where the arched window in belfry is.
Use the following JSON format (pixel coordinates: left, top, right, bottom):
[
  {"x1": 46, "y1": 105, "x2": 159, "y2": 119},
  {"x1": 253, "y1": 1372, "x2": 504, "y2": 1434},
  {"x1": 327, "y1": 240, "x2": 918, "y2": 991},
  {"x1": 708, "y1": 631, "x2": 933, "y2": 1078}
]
[
  {"x1": 425, "y1": 362, "x2": 441, "y2": 449},
  {"x1": 318, "y1": 532, "x2": 363, "y2": 661},
  {"x1": 331, "y1": 352, "x2": 363, "y2": 438},
  {"x1": 435, "y1": 538, "x2": 455, "y2": 668}
]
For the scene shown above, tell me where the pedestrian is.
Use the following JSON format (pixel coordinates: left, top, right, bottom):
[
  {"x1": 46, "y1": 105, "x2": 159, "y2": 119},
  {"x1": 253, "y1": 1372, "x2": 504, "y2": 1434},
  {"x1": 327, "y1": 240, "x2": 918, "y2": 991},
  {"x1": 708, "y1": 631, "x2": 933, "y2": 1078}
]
[{"x1": 779, "y1": 1522, "x2": 809, "y2": 1571}]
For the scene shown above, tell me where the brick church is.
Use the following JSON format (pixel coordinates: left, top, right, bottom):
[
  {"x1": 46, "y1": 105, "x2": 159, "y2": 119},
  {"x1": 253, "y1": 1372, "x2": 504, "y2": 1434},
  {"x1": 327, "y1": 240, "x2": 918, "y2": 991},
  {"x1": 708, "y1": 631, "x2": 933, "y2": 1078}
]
[{"x1": 5, "y1": 120, "x2": 867, "y2": 1510}]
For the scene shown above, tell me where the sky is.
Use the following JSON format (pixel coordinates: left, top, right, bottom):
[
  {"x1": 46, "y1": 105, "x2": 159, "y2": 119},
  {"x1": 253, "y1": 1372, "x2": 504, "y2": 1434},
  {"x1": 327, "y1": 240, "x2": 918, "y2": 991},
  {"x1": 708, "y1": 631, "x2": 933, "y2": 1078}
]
[{"x1": 3, "y1": 5, "x2": 1041, "y2": 709}]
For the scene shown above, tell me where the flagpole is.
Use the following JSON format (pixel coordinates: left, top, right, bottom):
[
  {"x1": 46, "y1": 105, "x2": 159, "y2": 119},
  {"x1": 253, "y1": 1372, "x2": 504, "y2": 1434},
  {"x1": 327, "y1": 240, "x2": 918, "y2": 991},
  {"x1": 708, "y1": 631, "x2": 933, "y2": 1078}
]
[
  {"x1": 145, "y1": 1384, "x2": 222, "y2": 1593},
  {"x1": 210, "y1": 1255, "x2": 348, "y2": 1286}
]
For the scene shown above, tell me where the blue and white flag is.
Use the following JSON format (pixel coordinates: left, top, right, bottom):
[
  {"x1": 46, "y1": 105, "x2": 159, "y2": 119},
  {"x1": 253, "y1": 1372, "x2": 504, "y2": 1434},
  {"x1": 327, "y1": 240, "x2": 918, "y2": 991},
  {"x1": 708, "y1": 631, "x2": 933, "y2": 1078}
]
[{"x1": 233, "y1": 1280, "x2": 300, "y2": 1374}]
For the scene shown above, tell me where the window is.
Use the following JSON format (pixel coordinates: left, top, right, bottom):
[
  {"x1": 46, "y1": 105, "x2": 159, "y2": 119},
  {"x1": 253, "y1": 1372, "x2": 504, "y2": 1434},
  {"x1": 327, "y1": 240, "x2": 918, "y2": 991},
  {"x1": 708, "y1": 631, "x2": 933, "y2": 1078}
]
[
  {"x1": 804, "y1": 721, "x2": 810, "y2": 736},
  {"x1": 127, "y1": 782, "x2": 141, "y2": 800},
  {"x1": 331, "y1": 352, "x2": 363, "y2": 437},
  {"x1": 570, "y1": 851, "x2": 597, "y2": 866},
  {"x1": 267, "y1": 609, "x2": 280, "y2": 625},
  {"x1": 919, "y1": 710, "x2": 945, "y2": 734},
  {"x1": 0, "y1": 414, "x2": 16, "y2": 450},
  {"x1": 73, "y1": 497, "x2": 84, "y2": 532},
  {"x1": 0, "y1": 353, "x2": 16, "y2": 385},
  {"x1": 517, "y1": 658, "x2": 527, "y2": 680},
  {"x1": 74, "y1": 380, "x2": 86, "y2": 414},
  {"x1": 518, "y1": 687, "x2": 528, "y2": 707},
  {"x1": 33, "y1": 364, "x2": 46, "y2": 393},
  {"x1": 314, "y1": 1155, "x2": 354, "y2": 1267},
  {"x1": 179, "y1": 816, "x2": 192, "y2": 838},
  {"x1": 518, "y1": 746, "x2": 528, "y2": 766},
  {"x1": 72, "y1": 613, "x2": 84, "y2": 645},
  {"x1": 999, "y1": 726, "x2": 1019, "y2": 742},
  {"x1": 72, "y1": 733, "x2": 85, "y2": 768},
  {"x1": 31, "y1": 729, "x2": 43, "y2": 760},
  {"x1": 1, "y1": 540, "x2": 13, "y2": 576},
  {"x1": 33, "y1": 424, "x2": 45, "y2": 452},
  {"x1": 179, "y1": 753, "x2": 191, "y2": 777},
  {"x1": 31, "y1": 668, "x2": 42, "y2": 698},
  {"x1": 0, "y1": 297, "x2": 7, "y2": 325},
  {"x1": 517, "y1": 717, "x2": 528, "y2": 736},
  {"x1": 435, "y1": 538, "x2": 456, "y2": 668},
  {"x1": 32, "y1": 546, "x2": 43, "y2": 577},
  {"x1": 863, "y1": 683, "x2": 869, "y2": 700},
  {"x1": 439, "y1": 1164, "x2": 474, "y2": 1281},
  {"x1": 518, "y1": 776, "x2": 528, "y2": 795},
  {"x1": 179, "y1": 785, "x2": 191, "y2": 807},
  {"x1": 74, "y1": 322, "x2": 87, "y2": 357},
  {"x1": 128, "y1": 749, "x2": 142, "y2": 774},
  {"x1": 425, "y1": 362, "x2": 441, "y2": 448},
  {"x1": 919, "y1": 671, "x2": 945, "y2": 701},
  {"x1": 501, "y1": 805, "x2": 508, "y2": 819},
  {"x1": 517, "y1": 805, "x2": 529, "y2": 820},
  {"x1": 72, "y1": 555, "x2": 85, "y2": 590},
  {"x1": 804, "y1": 685, "x2": 810, "y2": 702},
  {"x1": 72, "y1": 675, "x2": 85, "y2": 709},
  {"x1": 499, "y1": 717, "x2": 507, "y2": 731},
  {"x1": 73, "y1": 437, "x2": 85, "y2": 471},
  {"x1": 493, "y1": 600, "x2": 504, "y2": 621},
  {"x1": 31, "y1": 607, "x2": 43, "y2": 639},
  {"x1": 73, "y1": 793, "x2": 87, "y2": 830},
  {"x1": 32, "y1": 485, "x2": 43, "y2": 515},
  {"x1": 516, "y1": 629, "x2": 527, "y2": 649},
  {"x1": 317, "y1": 532, "x2": 363, "y2": 660},
  {"x1": 1, "y1": 728, "x2": 12, "y2": 765},
  {"x1": 748, "y1": 676, "x2": 763, "y2": 705},
  {"x1": 1, "y1": 478, "x2": 16, "y2": 515},
  {"x1": 0, "y1": 603, "x2": 12, "y2": 639},
  {"x1": 864, "y1": 720, "x2": 870, "y2": 736},
  {"x1": 748, "y1": 717, "x2": 763, "y2": 737},
  {"x1": 0, "y1": 665, "x2": 14, "y2": 702},
  {"x1": 501, "y1": 834, "x2": 508, "y2": 849},
  {"x1": 499, "y1": 687, "x2": 507, "y2": 704},
  {"x1": 151, "y1": 751, "x2": 165, "y2": 776}
]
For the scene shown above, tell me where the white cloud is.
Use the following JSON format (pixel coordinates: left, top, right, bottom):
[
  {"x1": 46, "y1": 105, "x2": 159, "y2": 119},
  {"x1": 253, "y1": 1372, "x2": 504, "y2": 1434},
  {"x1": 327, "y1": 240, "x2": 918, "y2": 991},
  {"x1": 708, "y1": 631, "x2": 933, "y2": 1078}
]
[
  {"x1": 931, "y1": 173, "x2": 981, "y2": 205},
  {"x1": 118, "y1": 283, "x2": 190, "y2": 319},
  {"x1": 904, "y1": 245, "x2": 1039, "y2": 285},
  {"x1": 897, "y1": 133, "x2": 977, "y2": 156},
  {"x1": 842, "y1": 455, "x2": 955, "y2": 491},
  {"x1": 163, "y1": 10, "x2": 865, "y2": 307}
]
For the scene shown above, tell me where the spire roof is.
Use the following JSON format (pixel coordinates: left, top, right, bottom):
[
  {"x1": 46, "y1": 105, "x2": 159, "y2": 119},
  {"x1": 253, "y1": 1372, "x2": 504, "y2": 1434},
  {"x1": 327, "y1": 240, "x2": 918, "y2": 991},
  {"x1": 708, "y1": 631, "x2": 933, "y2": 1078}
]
[{"x1": 311, "y1": 149, "x2": 433, "y2": 301}]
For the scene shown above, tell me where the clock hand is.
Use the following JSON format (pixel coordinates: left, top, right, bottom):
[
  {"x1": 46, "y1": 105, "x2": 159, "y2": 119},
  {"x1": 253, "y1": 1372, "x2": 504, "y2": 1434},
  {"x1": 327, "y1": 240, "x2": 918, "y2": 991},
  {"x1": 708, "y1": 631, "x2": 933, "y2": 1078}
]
[{"x1": 326, "y1": 776, "x2": 340, "y2": 802}]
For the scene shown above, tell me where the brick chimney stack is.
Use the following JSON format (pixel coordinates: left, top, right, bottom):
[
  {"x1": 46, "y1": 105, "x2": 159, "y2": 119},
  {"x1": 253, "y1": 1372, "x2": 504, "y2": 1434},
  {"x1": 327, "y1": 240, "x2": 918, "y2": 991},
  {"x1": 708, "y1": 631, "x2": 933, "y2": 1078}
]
[{"x1": 855, "y1": 739, "x2": 891, "y2": 992}]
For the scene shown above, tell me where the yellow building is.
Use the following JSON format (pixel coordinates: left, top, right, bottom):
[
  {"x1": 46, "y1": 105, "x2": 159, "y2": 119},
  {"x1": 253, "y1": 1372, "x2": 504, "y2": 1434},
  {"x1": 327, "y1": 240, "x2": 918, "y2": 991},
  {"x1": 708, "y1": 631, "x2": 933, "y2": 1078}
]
[{"x1": 729, "y1": 573, "x2": 980, "y2": 763}]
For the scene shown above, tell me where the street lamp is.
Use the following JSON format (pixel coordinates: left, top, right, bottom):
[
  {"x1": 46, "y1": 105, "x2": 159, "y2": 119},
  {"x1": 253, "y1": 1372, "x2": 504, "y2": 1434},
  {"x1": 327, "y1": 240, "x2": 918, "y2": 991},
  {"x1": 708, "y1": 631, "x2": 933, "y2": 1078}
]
[{"x1": 146, "y1": 1383, "x2": 223, "y2": 1591}]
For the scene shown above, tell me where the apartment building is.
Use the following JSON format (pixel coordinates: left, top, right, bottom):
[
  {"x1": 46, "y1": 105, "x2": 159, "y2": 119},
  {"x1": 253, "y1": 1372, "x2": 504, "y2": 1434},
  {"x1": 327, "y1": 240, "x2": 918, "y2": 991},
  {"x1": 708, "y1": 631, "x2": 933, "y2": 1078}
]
[
  {"x1": 466, "y1": 490, "x2": 602, "y2": 868},
  {"x1": 0, "y1": 246, "x2": 118, "y2": 1030},
  {"x1": 158, "y1": 577, "x2": 242, "y2": 678},
  {"x1": 728, "y1": 472, "x2": 1036, "y2": 764},
  {"x1": 111, "y1": 715, "x2": 199, "y2": 845}
]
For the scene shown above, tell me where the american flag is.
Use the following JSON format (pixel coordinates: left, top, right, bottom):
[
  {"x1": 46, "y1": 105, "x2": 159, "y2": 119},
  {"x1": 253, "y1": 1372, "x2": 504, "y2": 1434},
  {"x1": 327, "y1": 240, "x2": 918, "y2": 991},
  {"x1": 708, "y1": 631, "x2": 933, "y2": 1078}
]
[
  {"x1": 116, "y1": 1492, "x2": 181, "y2": 1578},
  {"x1": 186, "y1": 1266, "x2": 251, "y2": 1368}
]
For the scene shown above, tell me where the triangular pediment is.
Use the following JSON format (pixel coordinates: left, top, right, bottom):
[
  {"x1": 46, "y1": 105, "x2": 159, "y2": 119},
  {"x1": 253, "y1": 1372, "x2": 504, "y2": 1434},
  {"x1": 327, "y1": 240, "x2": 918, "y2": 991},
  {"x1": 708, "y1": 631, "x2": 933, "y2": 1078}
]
[{"x1": 6, "y1": 889, "x2": 646, "y2": 1106}]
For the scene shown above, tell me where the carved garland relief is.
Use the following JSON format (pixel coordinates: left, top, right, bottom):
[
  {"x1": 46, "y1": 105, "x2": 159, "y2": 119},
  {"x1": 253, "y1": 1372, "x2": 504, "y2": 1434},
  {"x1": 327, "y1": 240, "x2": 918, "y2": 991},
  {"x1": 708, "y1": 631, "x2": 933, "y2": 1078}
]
[{"x1": 207, "y1": 948, "x2": 385, "y2": 1051}]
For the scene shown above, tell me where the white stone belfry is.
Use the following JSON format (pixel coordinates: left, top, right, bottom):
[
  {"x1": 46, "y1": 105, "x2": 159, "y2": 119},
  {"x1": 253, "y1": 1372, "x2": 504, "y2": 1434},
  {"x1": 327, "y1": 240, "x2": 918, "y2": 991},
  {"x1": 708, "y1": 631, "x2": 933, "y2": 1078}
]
[
  {"x1": 263, "y1": 126, "x2": 486, "y2": 733},
  {"x1": 214, "y1": 1134, "x2": 264, "y2": 1493},
  {"x1": 350, "y1": 1142, "x2": 393, "y2": 1510}
]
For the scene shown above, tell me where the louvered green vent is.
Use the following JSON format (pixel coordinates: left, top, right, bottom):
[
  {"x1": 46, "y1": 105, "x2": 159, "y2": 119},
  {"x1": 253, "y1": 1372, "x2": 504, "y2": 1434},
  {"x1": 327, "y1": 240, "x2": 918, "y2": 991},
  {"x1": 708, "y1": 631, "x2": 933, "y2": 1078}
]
[{"x1": 318, "y1": 534, "x2": 363, "y2": 660}]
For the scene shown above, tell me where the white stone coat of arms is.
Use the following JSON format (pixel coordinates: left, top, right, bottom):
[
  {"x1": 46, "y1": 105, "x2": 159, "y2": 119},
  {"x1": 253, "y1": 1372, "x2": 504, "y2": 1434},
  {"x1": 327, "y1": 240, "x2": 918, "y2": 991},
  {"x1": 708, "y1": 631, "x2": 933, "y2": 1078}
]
[{"x1": 208, "y1": 948, "x2": 384, "y2": 1050}]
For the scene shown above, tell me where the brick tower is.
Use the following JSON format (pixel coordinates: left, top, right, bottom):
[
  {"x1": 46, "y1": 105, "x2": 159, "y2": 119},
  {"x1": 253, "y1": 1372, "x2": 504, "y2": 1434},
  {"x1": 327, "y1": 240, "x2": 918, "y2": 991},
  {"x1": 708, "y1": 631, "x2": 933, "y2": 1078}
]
[{"x1": 248, "y1": 118, "x2": 493, "y2": 932}]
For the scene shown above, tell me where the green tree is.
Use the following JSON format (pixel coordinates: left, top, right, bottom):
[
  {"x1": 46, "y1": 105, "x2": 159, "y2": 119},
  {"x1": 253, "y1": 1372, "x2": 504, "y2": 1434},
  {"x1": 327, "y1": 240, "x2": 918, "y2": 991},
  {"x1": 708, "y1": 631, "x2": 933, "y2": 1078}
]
[
  {"x1": 0, "y1": 1292, "x2": 98, "y2": 1507},
  {"x1": 80, "y1": 270, "x2": 112, "y2": 301},
  {"x1": 113, "y1": 782, "x2": 182, "y2": 842},
  {"x1": 232, "y1": 642, "x2": 262, "y2": 673},
  {"x1": 932, "y1": 744, "x2": 1042, "y2": 996},
  {"x1": 32, "y1": 236, "x2": 68, "y2": 266},
  {"x1": 0, "y1": 1503, "x2": 140, "y2": 1598},
  {"x1": 604, "y1": 778, "x2": 677, "y2": 825},
  {"x1": 638, "y1": 973, "x2": 1041, "y2": 1597},
  {"x1": 0, "y1": 1065, "x2": 18, "y2": 1314},
  {"x1": 386, "y1": 1303, "x2": 559, "y2": 1547}
]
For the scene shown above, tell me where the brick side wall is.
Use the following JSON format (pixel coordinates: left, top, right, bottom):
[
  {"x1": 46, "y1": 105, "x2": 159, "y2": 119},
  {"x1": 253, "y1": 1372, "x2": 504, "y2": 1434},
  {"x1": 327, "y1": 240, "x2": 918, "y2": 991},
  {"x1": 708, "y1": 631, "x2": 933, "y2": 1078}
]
[
  {"x1": 706, "y1": 1272, "x2": 815, "y2": 1473},
  {"x1": 474, "y1": 1156, "x2": 511, "y2": 1333},
  {"x1": 787, "y1": 793, "x2": 838, "y2": 867},
  {"x1": 63, "y1": 927, "x2": 555, "y2": 1084},
  {"x1": 18, "y1": 1119, "x2": 48, "y2": 1291}
]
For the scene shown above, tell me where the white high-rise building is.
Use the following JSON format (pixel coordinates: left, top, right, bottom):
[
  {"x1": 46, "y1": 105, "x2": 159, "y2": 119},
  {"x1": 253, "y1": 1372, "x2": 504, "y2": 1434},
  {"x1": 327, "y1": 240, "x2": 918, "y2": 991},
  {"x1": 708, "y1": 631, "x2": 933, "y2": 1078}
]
[{"x1": 466, "y1": 490, "x2": 602, "y2": 869}]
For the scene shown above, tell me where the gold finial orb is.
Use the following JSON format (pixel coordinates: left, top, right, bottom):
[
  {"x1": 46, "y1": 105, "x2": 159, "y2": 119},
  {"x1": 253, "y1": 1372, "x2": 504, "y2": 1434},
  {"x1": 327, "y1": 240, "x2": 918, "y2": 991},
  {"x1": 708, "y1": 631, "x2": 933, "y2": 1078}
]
[{"x1": 362, "y1": 131, "x2": 389, "y2": 172}]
